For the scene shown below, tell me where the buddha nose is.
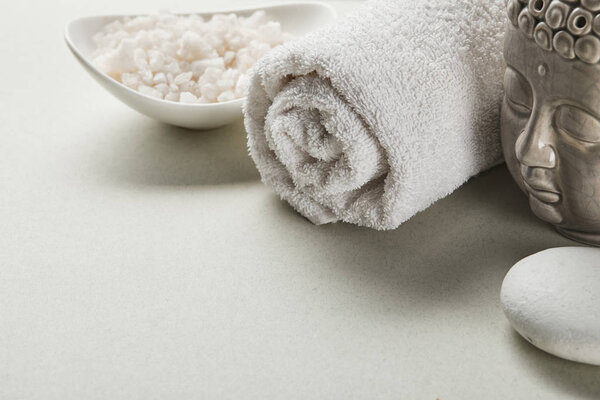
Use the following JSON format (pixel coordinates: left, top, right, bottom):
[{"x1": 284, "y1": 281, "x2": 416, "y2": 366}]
[{"x1": 515, "y1": 109, "x2": 557, "y2": 169}]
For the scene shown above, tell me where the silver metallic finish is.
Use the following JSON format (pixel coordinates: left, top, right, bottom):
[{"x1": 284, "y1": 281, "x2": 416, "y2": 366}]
[{"x1": 502, "y1": 17, "x2": 600, "y2": 246}]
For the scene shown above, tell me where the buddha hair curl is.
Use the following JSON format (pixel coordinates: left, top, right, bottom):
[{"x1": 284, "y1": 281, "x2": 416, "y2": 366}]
[{"x1": 507, "y1": 0, "x2": 600, "y2": 63}]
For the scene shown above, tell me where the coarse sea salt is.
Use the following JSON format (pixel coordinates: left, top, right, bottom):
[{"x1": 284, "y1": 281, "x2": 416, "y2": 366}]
[{"x1": 92, "y1": 11, "x2": 292, "y2": 104}]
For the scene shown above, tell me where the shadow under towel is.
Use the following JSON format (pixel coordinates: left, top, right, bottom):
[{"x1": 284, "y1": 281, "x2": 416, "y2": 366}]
[{"x1": 244, "y1": 0, "x2": 506, "y2": 230}]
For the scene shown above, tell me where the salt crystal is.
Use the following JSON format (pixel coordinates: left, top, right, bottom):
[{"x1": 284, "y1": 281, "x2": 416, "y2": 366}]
[
  {"x1": 245, "y1": 11, "x2": 267, "y2": 28},
  {"x1": 200, "y1": 83, "x2": 219, "y2": 101},
  {"x1": 134, "y1": 31, "x2": 152, "y2": 49},
  {"x1": 138, "y1": 85, "x2": 163, "y2": 99},
  {"x1": 104, "y1": 20, "x2": 123, "y2": 34},
  {"x1": 178, "y1": 81, "x2": 196, "y2": 94},
  {"x1": 234, "y1": 74, "x2": 250, "y2": 97},
  {"x1": 179, "y1": 92, "x2": 197, "y2": 103},
  {"x1": 248, "y1": 40, "x2": 271, "y2": 59},
  {"x1": 133, "y1": 48, "x2": 148, "y2": 70},
  {"x1": 203, "y1": 67, "x2": 222, "y2": 82},
  {"x1": 163, "y1": 61, "x2": 181, "y2": 75},
  {"x1": 164, "y1": 92, "x2": 179, "y2": 102},
  {"x1": 138, "y1": 68, "x2": 154, "y2": 85},
  {"x1": 92, "y1": 11, "x2": 292, "y2": 104},
  {"x1": 191, "y1": 58, "x2": 225, "y2": 78},
  {"x1": 148, "y1": 50, "x2": 166, "y2": 71},
  {"x1": 259, "y1": 21, "x2": 283, "y2": 45},
  {"x1": 154, "y1": 83, "x2": 169, "y2": 95},
  {"x1": 235, "y1": 51, "x2": 254, "y2": 72},
  {"x1": 121, "y1": 72, "x2": 141, "y2": 89},
  {"x1": 216, "y1": 79, "x2": 234, "y2": 91},
  {"x1": 174, "y1": 71, "x2": 193, "y2": 85},
  {"x1": 153, "y1": 72, "x2": 167, "y2": 84},
  {"x1": 227, "y1": 33, "x2": 246, "y2": 51},
  {"x1": 221, "y1": 69, "x2": 239, "y2": 82},
  {"x1": 223, "y1": 51, "x2": 236, "y2": 67},
  {"x1": 217, "y1": 90, "x2": 235, "y2": 102},
  {"x1": 177, "y1": 31, "x2": 211, "y2": 61}
]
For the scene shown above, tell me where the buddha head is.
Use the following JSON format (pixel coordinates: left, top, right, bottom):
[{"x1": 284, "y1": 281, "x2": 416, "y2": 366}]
[{"x1": 502, "y1": 0, "x2": 600, "y2": 246}]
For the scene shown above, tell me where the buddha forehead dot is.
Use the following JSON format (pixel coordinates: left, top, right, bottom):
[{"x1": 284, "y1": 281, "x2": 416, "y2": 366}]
[{"x1": 538, "y1": 63, "x2": 548, "y2": 76}]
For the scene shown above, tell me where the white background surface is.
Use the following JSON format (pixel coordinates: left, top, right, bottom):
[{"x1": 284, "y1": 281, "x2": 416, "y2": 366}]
[{"x1": 1, "y1": 1, "x2": 599, "y2": 399}]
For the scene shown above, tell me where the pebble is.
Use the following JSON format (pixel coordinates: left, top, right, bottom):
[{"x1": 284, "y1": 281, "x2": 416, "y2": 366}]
[{"x1": 501, "y1": 247, "x2": 600, "y2": 365}]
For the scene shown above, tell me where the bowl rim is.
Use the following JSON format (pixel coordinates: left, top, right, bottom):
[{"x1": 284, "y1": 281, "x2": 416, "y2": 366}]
[{"x1": 63, "y1": 1, "x2": 337, "y2": 108}]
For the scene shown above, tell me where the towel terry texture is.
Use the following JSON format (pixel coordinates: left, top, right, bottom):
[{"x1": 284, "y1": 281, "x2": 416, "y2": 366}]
[{"x1": 244, "y1": 0, "x2": 506, "y2": 230}]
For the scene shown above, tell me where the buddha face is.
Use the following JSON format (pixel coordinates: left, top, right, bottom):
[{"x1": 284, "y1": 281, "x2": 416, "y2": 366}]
[{"x1": 501, "y1": 24, "x2": 600, "y2": 245}]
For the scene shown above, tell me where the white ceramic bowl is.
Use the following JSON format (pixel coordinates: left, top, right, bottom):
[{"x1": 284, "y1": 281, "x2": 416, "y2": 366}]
[{"x1": 65, "y1": 2, "x2": 336, "y2": 130}]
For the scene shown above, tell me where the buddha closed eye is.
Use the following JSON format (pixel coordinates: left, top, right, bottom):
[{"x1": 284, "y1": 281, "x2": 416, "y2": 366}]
[
  {"x1": 504, "y1": 65, "x2": 600, "y2": 144},
  {"x1": 556, "y1": 106, "x2": 600, "y2": 143},
  {"x1": 504, "y1": 67, "x2": 532, "y2": 116}
]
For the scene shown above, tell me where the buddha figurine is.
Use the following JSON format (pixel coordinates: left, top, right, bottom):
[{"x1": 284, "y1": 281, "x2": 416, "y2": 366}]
[{"x1": 502, "y1": 0, "x2": 600, "y2": 246}]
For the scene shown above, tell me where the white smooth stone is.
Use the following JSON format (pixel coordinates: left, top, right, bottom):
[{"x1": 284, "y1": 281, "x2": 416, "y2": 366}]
[{"x1": 501, "y1": 247, "x2": 600, "y2": 365}]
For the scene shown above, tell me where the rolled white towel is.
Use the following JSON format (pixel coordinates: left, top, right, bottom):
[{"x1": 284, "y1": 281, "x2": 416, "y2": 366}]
[{"x1": 244, "y1": 0, "x2": 506, "y2": 230}]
